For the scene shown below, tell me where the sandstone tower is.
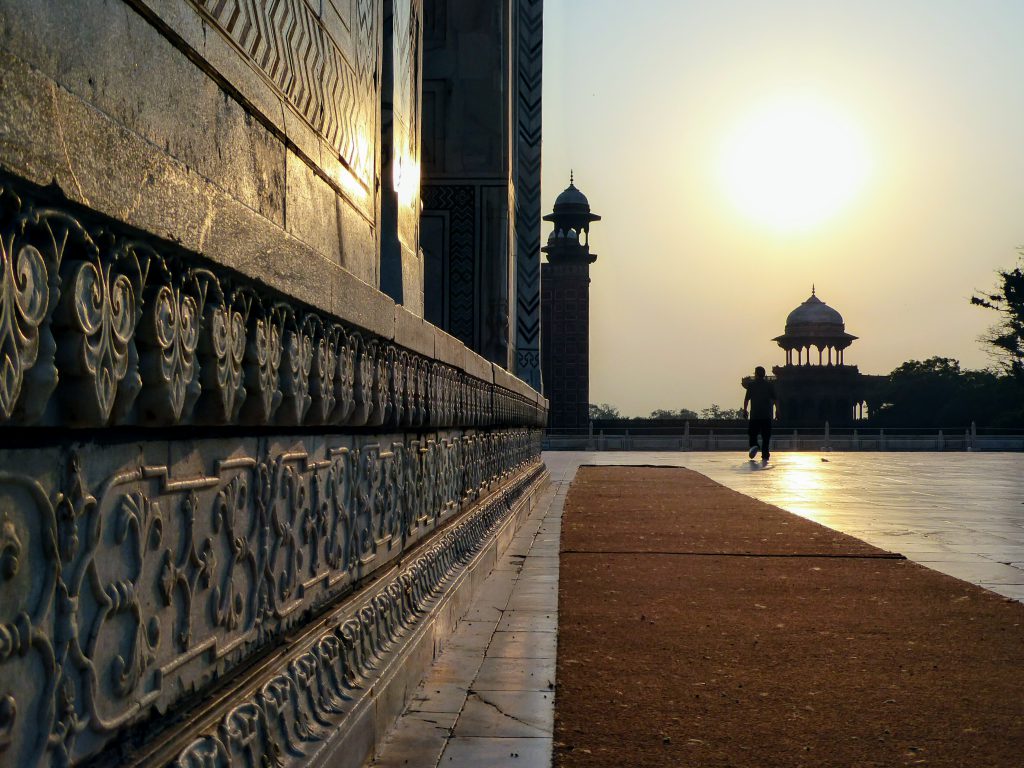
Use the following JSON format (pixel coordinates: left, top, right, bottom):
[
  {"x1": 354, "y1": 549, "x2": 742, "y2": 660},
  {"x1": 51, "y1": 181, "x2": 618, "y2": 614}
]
[{"x1": 541, "y1": 175, "x2": 601, "y2": 431}]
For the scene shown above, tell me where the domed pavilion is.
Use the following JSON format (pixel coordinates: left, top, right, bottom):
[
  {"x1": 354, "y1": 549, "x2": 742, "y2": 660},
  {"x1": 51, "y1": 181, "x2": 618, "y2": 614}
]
[
  {"x1": 763, "y1": 289, "x2": 878, "y2": 425},
  {"x1": 773, "y1": 287, "x2": 857, "y2": 366}
]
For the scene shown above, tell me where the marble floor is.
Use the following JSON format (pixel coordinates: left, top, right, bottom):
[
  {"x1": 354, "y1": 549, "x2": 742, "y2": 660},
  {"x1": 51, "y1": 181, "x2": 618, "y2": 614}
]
[
  {"x1": 563, "y1": 451, "x2": 1024, "y2": 602},
  {"x1": 370, "y1": 459, "x2": 572, "y2": 768},
  {"x1": 370, "y1": 451, "x2": 1024, "y2": 767}
]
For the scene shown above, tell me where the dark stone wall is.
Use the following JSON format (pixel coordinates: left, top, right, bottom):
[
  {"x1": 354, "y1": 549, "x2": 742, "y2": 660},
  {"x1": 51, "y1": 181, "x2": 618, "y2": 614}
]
[
  {"x1": 420, "y1": 0, "x2": 542, "y2": 374},
  {"x1": 769, "y1": 366, "x2": 866, "y2": 425},
  {"x1": 0, "y1": 0, "x2": 382, "y2": 295},
  {"x1": 541, "y1": 260, "x2": 591, "y2": 431}
]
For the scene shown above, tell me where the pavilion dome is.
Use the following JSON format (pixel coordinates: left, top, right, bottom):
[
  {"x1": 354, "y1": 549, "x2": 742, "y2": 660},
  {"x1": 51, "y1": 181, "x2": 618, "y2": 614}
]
[
  {"x1": 784, "y1": 290, "x2": 845, "y2": 332},
  {"x1": 552, "y1": 182, "x2": 591, "y2": 214},
  {"x1": 773, "y1": 288, "x2": 858, "y2": 362}
]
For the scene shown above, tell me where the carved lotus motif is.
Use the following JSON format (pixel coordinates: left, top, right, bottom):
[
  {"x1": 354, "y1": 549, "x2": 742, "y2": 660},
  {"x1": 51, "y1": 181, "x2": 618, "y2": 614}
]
[
  {"x1": 138, "y1": 283, "x2": 201, "y2": 423},
  {"x1": 56, "y1": 255, "x2": 142, "y2": 425},
  {"x1": 308, "y1": 326, "x2": 338, "y2": 425},
  {"x1": 278, "y1": 325, "x2": 313, "y2": 426},
  {"x1": 241, "y1": 312, "x2": 282, "y2": 424},
  {"x1": 197, "y1": 302, "x2": 246, "y2": 423},
  {"x1": 332, "y1": 331, "x2": 357, "y2": 426}
]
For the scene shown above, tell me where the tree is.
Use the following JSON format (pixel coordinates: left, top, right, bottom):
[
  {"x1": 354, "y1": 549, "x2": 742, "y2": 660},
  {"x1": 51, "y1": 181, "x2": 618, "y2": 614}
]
[
  {"x1": 649, "y1": 408, "x2": 699, "y2": 419},
  {"x1": 588, "y1": 403, "x2": 620, "y2": 419},
  {"x1": 872, "y1": 356, "x2": 1023, "y2": 427},
  {"x1": 700, "y1": 404, "x2": 745, "y2": 420},
  {"x1": 972, "y1": 254, "x2": 1024, "y2": 382}
]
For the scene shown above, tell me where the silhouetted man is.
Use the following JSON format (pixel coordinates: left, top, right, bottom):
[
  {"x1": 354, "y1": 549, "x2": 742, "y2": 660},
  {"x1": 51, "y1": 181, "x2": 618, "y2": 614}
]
[{"x1": 742, "y1": 365, "x2": 777, "y2": 463}]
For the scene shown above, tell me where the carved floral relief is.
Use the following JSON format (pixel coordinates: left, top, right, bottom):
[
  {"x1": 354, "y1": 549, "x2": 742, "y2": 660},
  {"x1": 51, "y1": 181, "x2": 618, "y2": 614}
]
[{"x1": 0, "y1": 428, "x2": 543, "y2": 767}]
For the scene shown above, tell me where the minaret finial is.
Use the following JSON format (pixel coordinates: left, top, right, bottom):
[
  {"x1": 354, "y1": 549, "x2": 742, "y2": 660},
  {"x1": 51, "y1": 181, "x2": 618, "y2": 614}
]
[
  {"x1": 570, "y1": 169, "x2": 574, "y2": 186},
  {"x1": 812, "y1": 283, "x2": 816, "y2": 296}
]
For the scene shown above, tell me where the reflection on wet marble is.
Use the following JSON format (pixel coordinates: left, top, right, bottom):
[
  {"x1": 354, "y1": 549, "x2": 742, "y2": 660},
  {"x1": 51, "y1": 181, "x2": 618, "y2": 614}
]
[{"x1": 547, "y1": 451, "x2": 1024, "y2": 601}]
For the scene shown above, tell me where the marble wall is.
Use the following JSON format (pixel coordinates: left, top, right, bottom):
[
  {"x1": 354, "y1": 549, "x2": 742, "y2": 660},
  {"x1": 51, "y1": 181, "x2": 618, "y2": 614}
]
[
  {"x1": 419, "y1": 0, "x2": 544, "y2": 381},
  {"x1": 0, "y1": 0, "x2": 547, "y2": 764}
]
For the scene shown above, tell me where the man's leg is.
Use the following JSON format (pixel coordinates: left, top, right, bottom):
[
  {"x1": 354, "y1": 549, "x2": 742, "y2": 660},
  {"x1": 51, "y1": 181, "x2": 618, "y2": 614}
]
[
  {"x1": 747, "y1": 420, "x2": 759, "y2": 458},
  {"x1": 762, "y1": 419, "x2": 773, "y2": 461}
]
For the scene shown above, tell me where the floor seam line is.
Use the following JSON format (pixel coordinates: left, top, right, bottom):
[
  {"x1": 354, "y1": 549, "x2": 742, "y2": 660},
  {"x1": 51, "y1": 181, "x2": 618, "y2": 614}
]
[{"x1": 559, "y1": 549, "x2": 906, "y2": 560}]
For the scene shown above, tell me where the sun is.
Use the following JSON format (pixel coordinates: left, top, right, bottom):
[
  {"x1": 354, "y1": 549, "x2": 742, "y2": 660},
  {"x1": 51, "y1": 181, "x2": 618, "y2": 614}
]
[{"x1": 717, "y1": 98, "x2": 872, "y2": 233}]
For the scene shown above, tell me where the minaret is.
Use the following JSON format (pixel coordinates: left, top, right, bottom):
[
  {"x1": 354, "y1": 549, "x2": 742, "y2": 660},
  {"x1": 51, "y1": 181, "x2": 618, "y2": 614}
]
[{"x1": 541, "y1": 174, "x2": 601, "y2": 432}]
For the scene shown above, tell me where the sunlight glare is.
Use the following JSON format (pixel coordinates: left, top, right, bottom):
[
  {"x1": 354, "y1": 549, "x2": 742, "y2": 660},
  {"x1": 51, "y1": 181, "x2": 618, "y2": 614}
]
[{"x1": 718, "y1": 98, "x2": 872, "y2": 233}]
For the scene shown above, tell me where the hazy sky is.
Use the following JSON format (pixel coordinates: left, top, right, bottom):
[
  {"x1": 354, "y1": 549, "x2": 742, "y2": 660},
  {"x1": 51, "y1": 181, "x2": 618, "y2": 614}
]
[{"x1": 541, "y1": 0, "x2": 1024, "y2": 417}]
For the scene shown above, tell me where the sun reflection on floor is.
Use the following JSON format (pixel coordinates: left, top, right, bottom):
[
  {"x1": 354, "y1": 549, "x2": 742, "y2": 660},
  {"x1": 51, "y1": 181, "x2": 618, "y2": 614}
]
[{"x1": 776, "y1": 453, "x2": 828, "y2": 494}]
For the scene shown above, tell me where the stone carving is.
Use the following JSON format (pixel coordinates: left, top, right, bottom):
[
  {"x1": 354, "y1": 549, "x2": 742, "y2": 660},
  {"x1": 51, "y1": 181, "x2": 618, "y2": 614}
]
[
  {"x1": 186, "y1": 0, "x2": 380, "y2": 189},
  {"x1": 0, "y1": 176, "x2": 547, "y2": 430},
  {"x1": 0, "y1": 428, "x2": 543, "y2": 767},
  {"x1": 171, "y1": 465, "x2": 545, "y2": 768},
  {"x1": 420, "y1": 185, "x2": 477, "y2": 346},
  {"x1": 197, "y1": 296, "x2": 247, "y2": 424},
  {"x1": 0, "y1": 191, "x2": 85, "y2": 424},
  {"x1": 137, "y1": 263, "x2": 205, "y2": 424},
  {"x1": 0, "y1": 241, "x2": 48, "y2": 419}
]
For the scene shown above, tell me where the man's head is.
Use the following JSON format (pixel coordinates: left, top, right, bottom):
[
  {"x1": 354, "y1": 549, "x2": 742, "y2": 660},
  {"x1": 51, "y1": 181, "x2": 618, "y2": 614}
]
[{"x1": 754, "y1": 365, "x2": 766, "y2": 379}]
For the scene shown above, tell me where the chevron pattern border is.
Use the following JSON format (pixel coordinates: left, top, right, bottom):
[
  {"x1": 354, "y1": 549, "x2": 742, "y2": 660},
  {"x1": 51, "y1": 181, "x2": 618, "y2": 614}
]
[
  {"x1": 190, "y1": 0, "x2": 379, "y2": 188},
  {"x1": 514, "y1": 0, "x2": 543, "y2": 389}
]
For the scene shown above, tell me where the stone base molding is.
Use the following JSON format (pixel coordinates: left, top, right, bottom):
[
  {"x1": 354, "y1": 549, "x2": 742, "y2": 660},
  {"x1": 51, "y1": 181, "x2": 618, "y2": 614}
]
[{"x1": 0, "y1": 429, "x2": 545, "y2": 767}]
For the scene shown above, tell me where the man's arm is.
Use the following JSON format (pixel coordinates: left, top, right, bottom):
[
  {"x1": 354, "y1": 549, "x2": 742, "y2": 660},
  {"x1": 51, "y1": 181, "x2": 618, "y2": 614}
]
[{"x1": 742, "y1": 390, "x2": 750, "y2": 418}]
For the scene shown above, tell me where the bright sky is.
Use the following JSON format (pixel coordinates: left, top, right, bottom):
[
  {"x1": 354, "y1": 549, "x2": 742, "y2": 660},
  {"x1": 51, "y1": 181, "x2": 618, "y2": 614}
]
[{"x1": 541, "y1": 0, "x2": 1024, "y2": 417}]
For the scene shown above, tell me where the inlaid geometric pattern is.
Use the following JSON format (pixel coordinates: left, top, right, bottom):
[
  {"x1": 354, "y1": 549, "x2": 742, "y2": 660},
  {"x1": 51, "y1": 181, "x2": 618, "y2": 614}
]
[
  {"x1": 190, "y1": 0, "x2": 379, "y2": 187},
  {"x1": 422, "y1": 184, "x2": 477, "y2": 347},
  {"x1": 515, "y1": 0, "x2": 544, "y2": 389}
]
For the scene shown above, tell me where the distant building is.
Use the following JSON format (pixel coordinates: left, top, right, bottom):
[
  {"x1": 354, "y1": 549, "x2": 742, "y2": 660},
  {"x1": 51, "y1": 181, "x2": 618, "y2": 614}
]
[
  {"x1": 541, "y1": 176, "x2": 601, "y2": 431},
  {"x1": 752, "y1": 289, "x2": 883, "y2": 425}
]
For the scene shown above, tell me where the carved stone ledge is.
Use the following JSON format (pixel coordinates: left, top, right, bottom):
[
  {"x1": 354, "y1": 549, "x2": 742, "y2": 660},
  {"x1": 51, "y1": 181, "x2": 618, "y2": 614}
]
[
  {"x1": 144, "y1": 465, "x2": 548, "y2": 768},
  {"x1": 0, "y1": 427, "x2": 543, "y2": 767},
  {"x1": 0, "y1": 174, "x2": 548, "y2": 430}
]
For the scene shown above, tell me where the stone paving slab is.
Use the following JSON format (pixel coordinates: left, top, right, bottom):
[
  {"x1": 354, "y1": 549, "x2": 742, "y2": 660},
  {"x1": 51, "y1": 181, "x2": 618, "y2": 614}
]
[
  {"x1": 485, "y1": 631, "x2": 558, "y2": 659},
  {"x1": 437, "y1": 736, "x2": 553, "y2": 765},
  {"x1": 453, "y1": 691, "x2": 554, "y2": 737},
  {"x1": 369, "y1": 461, "x2": 572, "y2": 768},
  {"x1": 555, "y1": 465, "x2": 1024, "y2": 768}
]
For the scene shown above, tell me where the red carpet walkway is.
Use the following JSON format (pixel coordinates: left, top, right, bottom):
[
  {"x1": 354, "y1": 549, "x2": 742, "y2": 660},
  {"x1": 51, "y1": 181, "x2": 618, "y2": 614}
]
[{"x1": 554, "y1": 466, "x2": 1024, "y2": 768}]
